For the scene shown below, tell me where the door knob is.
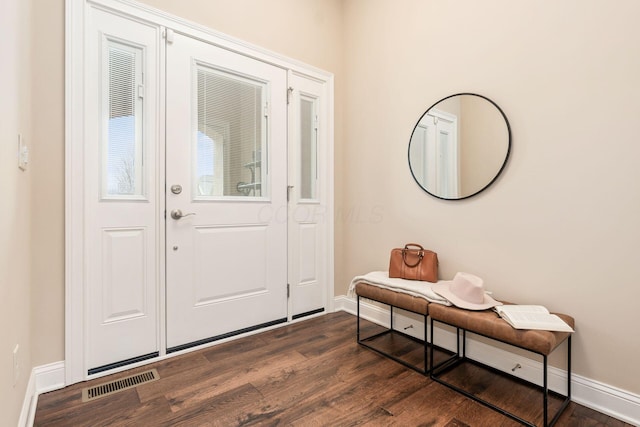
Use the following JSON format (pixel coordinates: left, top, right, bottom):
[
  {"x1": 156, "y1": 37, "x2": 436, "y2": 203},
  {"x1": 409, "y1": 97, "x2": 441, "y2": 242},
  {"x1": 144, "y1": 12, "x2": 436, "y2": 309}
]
[{"x1": 170, "y1": 209, "x2": 196, "y2": 220}]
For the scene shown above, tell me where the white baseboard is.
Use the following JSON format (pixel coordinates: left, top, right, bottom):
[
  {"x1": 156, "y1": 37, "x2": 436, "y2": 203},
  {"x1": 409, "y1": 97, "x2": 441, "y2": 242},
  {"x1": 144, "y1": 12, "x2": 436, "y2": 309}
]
[
  {"x1": 570, "y1": 375, "x2": 640, "y2": 426},
  {"x1": 19, "y1": 361, "x2": 66, "y2": 427},
  {"x1": 18, "y1": 368, "x2": 36, "y2": 427},
  {"x1": 334, "y1": 294, "x2": 640, "y2": 426}
]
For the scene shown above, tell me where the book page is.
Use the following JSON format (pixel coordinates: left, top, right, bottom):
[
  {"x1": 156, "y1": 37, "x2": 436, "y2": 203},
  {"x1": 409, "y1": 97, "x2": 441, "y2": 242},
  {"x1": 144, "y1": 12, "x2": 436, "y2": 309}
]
[
  {"x1": 495, "y1": 305, "x2": 549, "y2": 314},
  {"x1": 501, "y1": 311, "x2": 574, "y2": 332}
]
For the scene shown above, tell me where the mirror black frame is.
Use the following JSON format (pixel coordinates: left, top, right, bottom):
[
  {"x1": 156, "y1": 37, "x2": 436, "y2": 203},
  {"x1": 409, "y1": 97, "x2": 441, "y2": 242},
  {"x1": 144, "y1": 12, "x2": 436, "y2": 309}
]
[{"x1": 408, "y1": 93, "x2": 511, "y2": 200}]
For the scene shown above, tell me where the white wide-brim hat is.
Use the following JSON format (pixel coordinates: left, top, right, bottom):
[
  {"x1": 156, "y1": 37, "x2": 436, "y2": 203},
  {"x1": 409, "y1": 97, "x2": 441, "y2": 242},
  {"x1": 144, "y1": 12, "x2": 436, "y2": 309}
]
[{"x1": 432, "y1": 272, "x2": 502, "y2": 311}]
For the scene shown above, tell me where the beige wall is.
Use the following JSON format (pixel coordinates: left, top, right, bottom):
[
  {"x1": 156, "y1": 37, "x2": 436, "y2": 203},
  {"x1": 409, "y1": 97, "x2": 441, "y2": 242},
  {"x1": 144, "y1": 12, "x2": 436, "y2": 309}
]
[
  {"x1": 21, "y1": 1, "x2": 640, "y2": 419},
  {"x1": 341, "y1": 0, "x2": 640, "y2": 393},
  {"x1": 31, "y1": 0, "x2": 65, "y2": 368},
  {"x1": 1, "y1": 0, "x2": 32, "y2": 423}
]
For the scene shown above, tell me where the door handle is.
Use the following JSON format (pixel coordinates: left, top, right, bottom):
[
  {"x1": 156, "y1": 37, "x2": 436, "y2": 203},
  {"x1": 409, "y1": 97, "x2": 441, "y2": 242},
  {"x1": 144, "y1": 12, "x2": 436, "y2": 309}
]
[{"x1": 170, "y1": 209, "x2": 196, "y2": 220}]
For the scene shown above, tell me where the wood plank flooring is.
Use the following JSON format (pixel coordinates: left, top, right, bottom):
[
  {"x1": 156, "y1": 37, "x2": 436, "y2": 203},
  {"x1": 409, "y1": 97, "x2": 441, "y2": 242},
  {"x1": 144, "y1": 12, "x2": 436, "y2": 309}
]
[{"x1": 34, "y1": 311, "x2": 630, "y2": 426}]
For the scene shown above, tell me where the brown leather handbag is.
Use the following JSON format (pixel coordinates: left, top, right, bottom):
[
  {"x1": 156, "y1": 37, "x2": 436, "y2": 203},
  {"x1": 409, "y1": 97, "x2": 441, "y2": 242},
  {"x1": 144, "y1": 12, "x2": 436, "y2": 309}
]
[{"x1": 388, "y1": 243, "x2": 438, "y2": 282}]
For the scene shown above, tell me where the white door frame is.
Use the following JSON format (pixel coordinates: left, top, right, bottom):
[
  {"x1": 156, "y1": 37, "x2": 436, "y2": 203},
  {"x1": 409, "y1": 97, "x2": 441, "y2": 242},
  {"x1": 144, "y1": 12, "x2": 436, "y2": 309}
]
[{"x1": 66, "y1": 0, "x2": 334, "y2": 385}]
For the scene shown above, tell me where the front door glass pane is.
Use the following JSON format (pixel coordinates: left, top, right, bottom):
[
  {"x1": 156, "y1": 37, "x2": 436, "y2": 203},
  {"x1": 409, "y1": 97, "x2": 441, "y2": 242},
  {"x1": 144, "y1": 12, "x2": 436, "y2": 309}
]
[
  {"x1": 299, "y1": 97, "x2": 317, "y2": 200},
  {"x1": 105, "y1": 41, "x2": 144, "y2": 197},
  {"x1": 195, "y1": 65, "x2": 266, "y2": 198}
]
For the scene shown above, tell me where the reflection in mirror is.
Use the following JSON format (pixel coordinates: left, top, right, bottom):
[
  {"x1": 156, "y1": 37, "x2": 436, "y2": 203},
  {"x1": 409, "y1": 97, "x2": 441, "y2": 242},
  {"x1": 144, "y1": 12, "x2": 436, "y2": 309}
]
[{"x1": 408, "y1": 93, "x2": 511, "y2": 200}]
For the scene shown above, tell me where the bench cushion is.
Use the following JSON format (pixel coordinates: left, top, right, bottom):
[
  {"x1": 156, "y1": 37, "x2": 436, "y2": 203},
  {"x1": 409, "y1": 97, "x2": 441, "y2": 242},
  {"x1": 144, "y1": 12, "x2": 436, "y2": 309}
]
[
  {"x1": 428, "y1": 303, "x2": 574, "y2": 355},
  {"x1": 355, "y1": 282, "x2": 429, "y2": 315}
]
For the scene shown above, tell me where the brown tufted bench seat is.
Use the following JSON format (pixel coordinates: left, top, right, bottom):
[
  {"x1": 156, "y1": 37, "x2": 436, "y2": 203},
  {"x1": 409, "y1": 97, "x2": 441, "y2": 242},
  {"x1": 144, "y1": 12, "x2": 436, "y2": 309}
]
[
  {"x1": 428, "y1": 303, "x2": 574, "y2": 427},
  {"x1": 355, "y1": 282, "x2": 431, "y2": 374},
  {"x1": 355, "y1": 282, "x2": 430, "y2": 315}
]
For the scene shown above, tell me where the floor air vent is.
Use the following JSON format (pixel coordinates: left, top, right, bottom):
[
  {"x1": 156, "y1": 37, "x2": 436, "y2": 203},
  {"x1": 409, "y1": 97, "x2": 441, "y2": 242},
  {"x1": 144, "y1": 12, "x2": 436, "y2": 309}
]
[{"x1": 82, "y1": 369, "x2": 159, "y2": 402}]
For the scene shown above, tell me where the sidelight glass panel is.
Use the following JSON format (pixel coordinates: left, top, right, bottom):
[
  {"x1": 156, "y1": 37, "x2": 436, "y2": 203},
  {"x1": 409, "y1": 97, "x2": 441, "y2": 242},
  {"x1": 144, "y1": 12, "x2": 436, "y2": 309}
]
[
  {"x1": 104, "y1": 41, "x2": 144, "y2": 197},
  {"x1": 300, "y1": 96, "x2": 317, "y2": 200},
  {"x1": 195, "y1": 65, "x2": 266, "y2": 198}
]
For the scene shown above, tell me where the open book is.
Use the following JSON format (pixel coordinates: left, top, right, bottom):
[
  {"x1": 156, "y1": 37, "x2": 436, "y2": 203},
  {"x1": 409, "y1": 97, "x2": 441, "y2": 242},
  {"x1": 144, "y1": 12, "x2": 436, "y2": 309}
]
[{"x1": 494, "y1": 305, "x2": 574, "y2": 332}]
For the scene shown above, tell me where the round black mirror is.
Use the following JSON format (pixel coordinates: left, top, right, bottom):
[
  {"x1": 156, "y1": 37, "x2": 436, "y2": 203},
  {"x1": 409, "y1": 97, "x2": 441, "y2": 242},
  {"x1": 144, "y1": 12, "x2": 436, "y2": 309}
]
[{"x1": 408, "y1": 93, "x2": 511, "y2": 200}]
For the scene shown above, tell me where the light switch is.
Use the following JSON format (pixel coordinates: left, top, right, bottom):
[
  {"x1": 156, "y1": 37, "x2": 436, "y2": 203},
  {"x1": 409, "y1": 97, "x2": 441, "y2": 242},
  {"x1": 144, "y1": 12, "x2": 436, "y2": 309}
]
[{"x1": 18, "y1": 134, "x2": 28, "y2": 171}]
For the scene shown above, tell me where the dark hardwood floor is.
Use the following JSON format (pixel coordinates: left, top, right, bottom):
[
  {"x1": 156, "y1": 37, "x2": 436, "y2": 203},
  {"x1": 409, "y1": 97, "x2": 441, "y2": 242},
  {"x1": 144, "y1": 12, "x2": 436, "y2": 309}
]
[{"x1": 34, "y1": 311, "x2": 630, "y2": 426}]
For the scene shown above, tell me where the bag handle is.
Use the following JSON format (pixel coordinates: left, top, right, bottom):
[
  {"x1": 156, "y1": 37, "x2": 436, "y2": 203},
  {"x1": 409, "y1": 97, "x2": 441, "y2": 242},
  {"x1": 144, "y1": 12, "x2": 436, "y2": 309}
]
[
  {"x1": 402, "y1": 243, "x2": 424, "y2": 267},
  {"x1": 404, "y1": 243, "x2": 424, "y2": 251}
]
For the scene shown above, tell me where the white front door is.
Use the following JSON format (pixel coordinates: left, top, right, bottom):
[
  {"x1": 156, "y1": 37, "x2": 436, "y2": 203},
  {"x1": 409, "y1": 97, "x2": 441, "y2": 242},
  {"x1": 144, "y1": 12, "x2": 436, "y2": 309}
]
[
  {"x1": 288, "y1": 72, "x2": 328, "y2": 318},
  {"x1": 165, "y1": 33, "x2": 289, "y2": 350},
  {"x1": 84, "y1": 8, "x2": 161, "y2": 373}
]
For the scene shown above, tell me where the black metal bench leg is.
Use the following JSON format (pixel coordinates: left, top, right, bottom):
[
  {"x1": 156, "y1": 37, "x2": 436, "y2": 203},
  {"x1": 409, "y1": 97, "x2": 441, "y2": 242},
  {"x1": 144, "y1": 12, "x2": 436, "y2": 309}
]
[
  {"x1": 429, "y1": 317, "x2": 434, "y2": 372},
  {"x1": 568, "y1": 335, "x2": 572, "y2": 399},
  {"x1": 424, "y1": 313, "x2": 428, "y2": 371},
  {"x1": 356, "y1": 295, "x2": 361, "y2": 342},
  {"x1": 547, "y1": 335, "x2": 572, "y2": 427},
  {"x1": 462, "y1": 329, "x2": 466, "y2": 358},
  {"x1": 544, "y1": 355, "x2": 548, "y2": 426}
]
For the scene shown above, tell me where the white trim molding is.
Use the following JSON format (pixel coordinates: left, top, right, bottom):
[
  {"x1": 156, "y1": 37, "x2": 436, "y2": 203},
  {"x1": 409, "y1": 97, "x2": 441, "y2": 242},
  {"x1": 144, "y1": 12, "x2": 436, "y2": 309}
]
[
  {"x1": 334, "y1": 295, "x2": 640, "y2": 426},
  {"x1": 19, "y1": 362, "x2": 66, "y2": 427},
  {"x1": 65, "y1": 0, "x2": 87, "y2": 386}
]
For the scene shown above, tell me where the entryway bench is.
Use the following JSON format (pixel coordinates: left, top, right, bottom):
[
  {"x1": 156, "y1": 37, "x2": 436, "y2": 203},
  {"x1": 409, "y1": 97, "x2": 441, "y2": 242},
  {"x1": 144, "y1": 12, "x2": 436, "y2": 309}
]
[
  {"x1": 354, "y1": 279, "x2": 574, "y2": 427},
  {"x1": 428, "y1": 303, "x2": 574, "y2": 427}
]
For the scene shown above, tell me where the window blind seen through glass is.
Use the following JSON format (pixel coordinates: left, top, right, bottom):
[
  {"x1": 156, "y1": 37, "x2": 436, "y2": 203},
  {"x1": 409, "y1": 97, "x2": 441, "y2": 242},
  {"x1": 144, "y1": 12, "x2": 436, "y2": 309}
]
[
  {"x1": 196, "y1": 66, "x2": 265, "y2": 197},
  {"x1": 105, "y1": 42, "x2": 144, "y2": 196}
]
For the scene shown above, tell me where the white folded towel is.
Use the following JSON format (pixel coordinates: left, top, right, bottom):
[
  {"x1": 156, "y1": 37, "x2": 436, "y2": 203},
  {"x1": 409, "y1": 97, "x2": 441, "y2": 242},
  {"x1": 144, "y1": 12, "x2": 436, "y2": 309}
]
[{"x1": 347, "y1": 271, "x2": 452, "y2": 306}]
